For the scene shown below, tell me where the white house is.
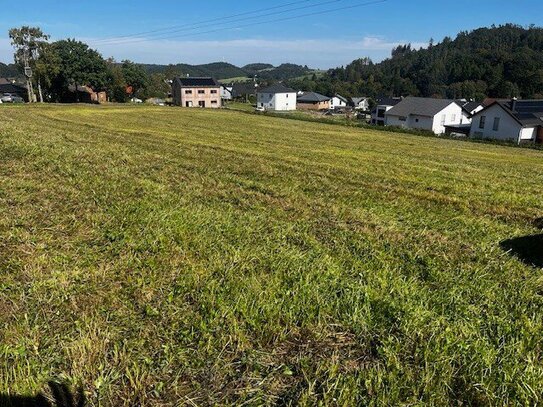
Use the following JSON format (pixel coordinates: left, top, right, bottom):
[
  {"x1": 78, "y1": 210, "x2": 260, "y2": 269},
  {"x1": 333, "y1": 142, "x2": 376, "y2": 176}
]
[
  {"x1": 469, "y1": 99, "x2": 543, "y2": 144},
  {"x1": 385, "y1": 97, "x2": 471, "y2": 134},
  {"x1": 220, "y1": 85, "x2": 233, "y2": 101},
  {"x1": 330, "y1": 94, "x2": 349, "y2": 110},
  {"x1": 351, "y1": 97, "x2": 370, "y2": 111},
  {"x1": 371, "y1": 97, "x2": 402, "y2": 125},
  {"x1": 257, "y1": 83, "x2": 297, "y2": 111}
]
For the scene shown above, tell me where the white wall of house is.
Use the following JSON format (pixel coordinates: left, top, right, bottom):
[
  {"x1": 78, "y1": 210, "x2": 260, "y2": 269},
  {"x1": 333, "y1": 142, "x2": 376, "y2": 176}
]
[
  {"x1": 520, "y1": 127, "x2": 537, "y2": 141},
  {"x1": 257, "y1": 92, "x2": 297, "y2": 111},
  {"x1": 385, "y1": 103, "x2": 466, "y2": 134},
  {"x1": 354, "y1": 99, "x2": 370, "y2": 111},
  {"x1": 372, "y1": 105, "x2": 394, "y2": 125},
  {"x1": 469, "y1": 104, "x2": 524, "y2": 142},
  {"x1": 432, "y1": 103, "x2": 468, "y2": 134},
  {"x1": 460, "y1": 111, "x2": 472, "y2": 124},
  {"x1": 221, "y1": 86, "x2": 232, "y2": 100},
  {"x1": 330, "y1": 97, "x2": 347, "y2": 110}
]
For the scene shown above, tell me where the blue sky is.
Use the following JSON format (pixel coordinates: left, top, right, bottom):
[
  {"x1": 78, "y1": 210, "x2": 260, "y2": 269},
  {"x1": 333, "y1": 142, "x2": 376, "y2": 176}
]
[{"x1": 1, "y1": 0, "x2": 541, "y2": 68}]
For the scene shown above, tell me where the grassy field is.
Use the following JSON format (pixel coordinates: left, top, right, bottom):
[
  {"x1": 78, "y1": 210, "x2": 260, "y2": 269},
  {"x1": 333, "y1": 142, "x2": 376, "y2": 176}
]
[{"x1": 1, "y1": 104, "x2": 543, "y2": 406}]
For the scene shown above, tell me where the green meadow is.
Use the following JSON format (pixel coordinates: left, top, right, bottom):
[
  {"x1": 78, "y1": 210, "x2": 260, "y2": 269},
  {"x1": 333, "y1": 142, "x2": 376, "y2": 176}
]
[{"x1": 1, "y1": 104, "x2": 542, "y2": 406}]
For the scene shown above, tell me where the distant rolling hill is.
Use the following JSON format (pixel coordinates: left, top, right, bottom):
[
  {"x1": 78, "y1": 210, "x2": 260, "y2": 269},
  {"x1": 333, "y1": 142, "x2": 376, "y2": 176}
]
[
  {"x1": 142, "y1": 61, "x2": 315, "y2": 82},
  {"x1": 2, "y1": 59, "x2": 315, "y2": 84}
]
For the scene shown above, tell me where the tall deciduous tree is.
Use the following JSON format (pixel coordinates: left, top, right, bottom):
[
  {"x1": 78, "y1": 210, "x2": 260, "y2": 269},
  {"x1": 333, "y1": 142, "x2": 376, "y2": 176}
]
[
  {"x1": 121, "y1": 60, "x2": 148, "y2": 98},
  {"x1": 48, "y1": 39, "x2": 108, "y2": 102},
  {"x1": 139, "y1": 73, "x2": 170, "y2": 100},
  {"x1": 8, "y1": 26, "x2": 50, "y2": 102},
  {"x1": 33, "y1": 43, "x2": 61, "y2": 102},
  {"x1": 105, "y1": 58, "x2": 128, "y2": 103}
]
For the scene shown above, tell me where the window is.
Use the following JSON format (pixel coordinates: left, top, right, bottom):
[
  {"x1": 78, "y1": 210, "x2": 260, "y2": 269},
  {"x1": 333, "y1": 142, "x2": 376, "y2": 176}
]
[
  {"x1": 211, "y1": 100, "x2": 218, "y2": 105},
  {"x1": 493, "y1": 117, "x2": 500, "y2": 131},
  {"x1": 286, "y1": 94, "x2": 289, "y2": 98},
  {"x1": 479, "y1": 116, "x2": 486, "y2": 129},
  {"x1": 441, "y1": 114, "x2": 446, "y2": 125},
  {"x1": 210, "y1": 90, "x2": 218, "y2": 94},
  {"x1": 185, "y1": 90, "x2": 192, "y2": 94},
  {"x1": 198, "y1": 101, "x2": 205, "y2": 108},
  {"x1": 399, "y1": 116, "x2": 407, "y2": 122},
  {"x1": 451, "y1": 114, "x2": 456, "y2": 122},
  {"x1": 377, "y1": 109, "x2": 385, "y2": 118},
  {"x1": 198, "y1": 90, "x2": 205, "y2": 94}
]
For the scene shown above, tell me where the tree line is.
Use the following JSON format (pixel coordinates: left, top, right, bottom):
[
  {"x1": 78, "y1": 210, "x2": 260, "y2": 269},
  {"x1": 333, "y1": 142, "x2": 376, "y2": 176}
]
[
  {"x1": 140, "y1": 62, "x2": 313, "y2": 82},
  {"x1": 8, "y1": 26, "x2": 169, "y2": 102},
  {"x1": 287, "y1": 24, "x2": 543, "y2": 100}
]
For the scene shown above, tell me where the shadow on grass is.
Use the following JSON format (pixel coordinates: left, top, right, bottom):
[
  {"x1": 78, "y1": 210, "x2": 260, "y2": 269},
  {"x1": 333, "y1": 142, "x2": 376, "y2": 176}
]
[
  {"x1": 500, "y1": 234, "x2": 543, "y2": 268},
  {"x1": 533, "y1": 217, "x2": 543, "y2": 230},
  {"x1": 0, "y1": 382, "x2": 84, "y2": 407}
]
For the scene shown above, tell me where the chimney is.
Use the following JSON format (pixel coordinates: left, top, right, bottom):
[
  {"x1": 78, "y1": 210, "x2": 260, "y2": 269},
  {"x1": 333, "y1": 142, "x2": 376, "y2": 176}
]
[{"x1": 511, "y1": 97, "x2": 518, "y2": 112}]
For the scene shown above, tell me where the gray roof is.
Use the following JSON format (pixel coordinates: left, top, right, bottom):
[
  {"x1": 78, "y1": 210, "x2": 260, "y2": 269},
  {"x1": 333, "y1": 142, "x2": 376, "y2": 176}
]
[
  {"x1": 387, "y1": 97, "x2": 458, "y2": 117},
  {"x1": 297, "y1": 92, "x2": 330, "y2": 103},
  {"x1": 376, "y1": 97, "x2": 402, "y2": 107},
  {"x1": 258, "y1": 83, "x2": 296, "y2": 94}
]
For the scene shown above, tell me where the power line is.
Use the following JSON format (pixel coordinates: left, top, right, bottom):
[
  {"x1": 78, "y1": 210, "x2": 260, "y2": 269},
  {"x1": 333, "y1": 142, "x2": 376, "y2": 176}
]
[
  {"x1": 93, "y1": 0, "x2": 344, "y2": 45},
  {"x1": 94, "y1": 0, "x2": 387, "y2": 47},
  {"x1": 91, "y1": 0, "x2": 314, "y2": 44}
]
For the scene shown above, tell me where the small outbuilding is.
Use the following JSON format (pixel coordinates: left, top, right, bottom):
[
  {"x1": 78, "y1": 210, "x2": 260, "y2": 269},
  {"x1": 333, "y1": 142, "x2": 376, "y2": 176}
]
[
  {"x1": 68, "y1": 85, "x2": 107, "y2": 104},
  {"x1": 297, "y1": 92, "x2": 330, "y2": 111}
]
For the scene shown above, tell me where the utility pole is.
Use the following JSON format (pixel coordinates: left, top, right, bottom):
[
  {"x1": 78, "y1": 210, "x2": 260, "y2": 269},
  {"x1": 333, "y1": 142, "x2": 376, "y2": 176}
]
[{"x1": 23, "y1": 49, "x2": 34, "y2": 103}]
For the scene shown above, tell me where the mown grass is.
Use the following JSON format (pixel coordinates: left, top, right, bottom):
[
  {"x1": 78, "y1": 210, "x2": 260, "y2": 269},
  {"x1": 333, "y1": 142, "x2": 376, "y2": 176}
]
[{"x1": 1, "y1": 104, "x2": 542, "y2": 406}]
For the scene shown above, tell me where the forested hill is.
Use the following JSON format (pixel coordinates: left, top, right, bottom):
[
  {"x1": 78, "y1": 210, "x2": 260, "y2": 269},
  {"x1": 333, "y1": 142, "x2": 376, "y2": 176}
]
[
  {"x1": 143, "y1": 62, "x2": 247, "y2": 80},
  {"x1": 141, "y1": 61, "x2": 314, "y2": 81},
  {"x1": 288, "y1": 24, "x2": 543, "y2": 100}
]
